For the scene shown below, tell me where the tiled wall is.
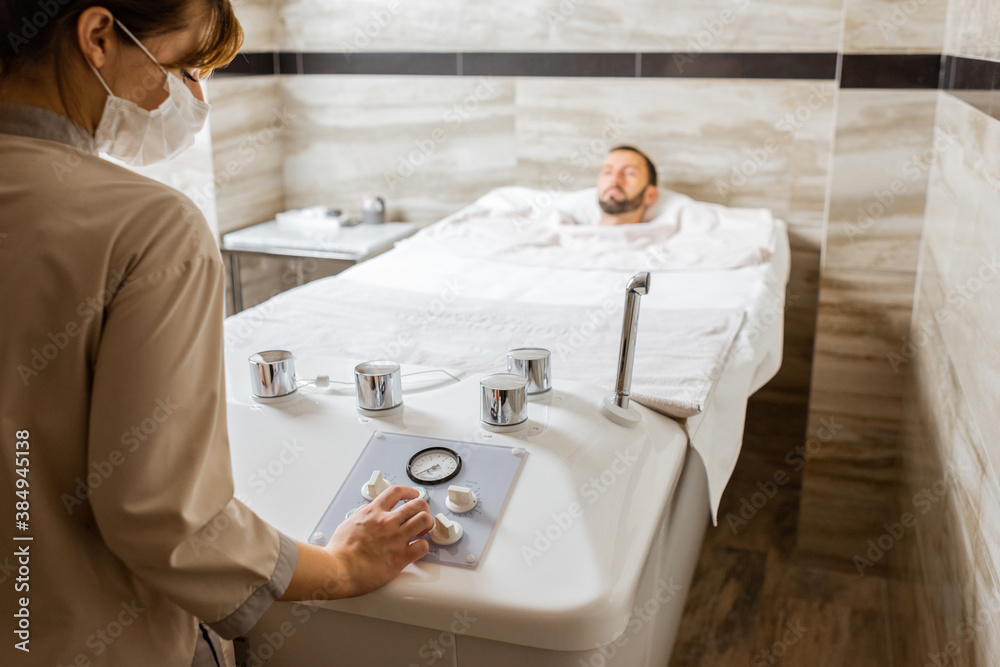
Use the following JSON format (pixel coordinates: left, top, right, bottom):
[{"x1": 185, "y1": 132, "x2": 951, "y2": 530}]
[
  {"x1": 280, "y1": 75, "x2": 517, "y2": 223},
  {"x1": 842, "y1": 0, "x2": 948, "y2": 53},
  {"x1": 889, "y1": 7, "x2": 1000, "y2": 659},
  {"x1": 792, "y1": 0, "x2": 947, "y2": 578},
  {"x1": 278, "y1": 0, "x2": 846, "y2": 53},
  {"x1": 210, "y1": 76, "x2": 287, "y2": 235},
  {"x1": 944, "y1": 0, "x2": 1000, "y2": 59},
  {"x1": 796, "y1": 89, "x2": 938, "y2": 570}
]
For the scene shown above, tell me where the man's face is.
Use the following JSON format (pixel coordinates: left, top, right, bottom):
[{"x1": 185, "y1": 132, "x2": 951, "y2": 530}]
[{"x1": 598, "y1": 150, "x2": 652, "y2": 214}]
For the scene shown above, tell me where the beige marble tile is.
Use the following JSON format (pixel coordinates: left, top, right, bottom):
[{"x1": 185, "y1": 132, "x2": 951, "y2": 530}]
[
  {"x1": 912, "y1": 264, "x2": 964, "y2": 465},
  {"x1": 892, "y1": 77, "x2": 1000, "y2": 667},
  {"x1": 206, "y1": 76, "x2": 289, "y2": 234},
  {"x1": 825, "y1": 90, "x2": 938, "y2": 273},
  {"x1": 921, "y1": 95, "x2": 1000, "y2": 490},
  {"x1": 842, "y1": 0, "x2": 948, "y2": 53},
  {"x1": 279, "y1": 75, "x2": 516, "y2": 225},
  {"x1": 584, "y1": 0, "x2": 844, "y2": 54},
  {"x1": 233, "y1": 0, "x2": 282, "y2": 52},
  {"x1": 944, "y1": 0, "x2": 1000, "y2": 59},
  {"x1": 514, "y1": 78, "x2": 836, "y2": 222},
  {"x1": 279, "y1": 0, "x2": 844, "y2": 53},
  {"x1": 921, "y1": 95, "x2": 970, "y2": 277},
  {"x1": 280, "y1": 0, "x2": 465, "y2": 52}
]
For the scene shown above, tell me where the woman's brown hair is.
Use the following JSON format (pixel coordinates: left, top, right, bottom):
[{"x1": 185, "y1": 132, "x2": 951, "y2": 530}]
[
  {"x1": 1, "y1": 1, "x2": 242, "y2": 125},
  {"x1": 1, "y1": 0, "x2": 243, "y2": 76}
]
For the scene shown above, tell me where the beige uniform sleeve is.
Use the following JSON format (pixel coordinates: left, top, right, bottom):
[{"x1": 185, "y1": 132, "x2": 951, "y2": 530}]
[{"x1": 86, "y1": 250, "x2": 298, "y2": 638}]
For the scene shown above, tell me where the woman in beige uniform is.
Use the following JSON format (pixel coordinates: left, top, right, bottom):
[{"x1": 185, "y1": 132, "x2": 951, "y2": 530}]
[{"x1": 0, "y1": 2, "x2": 433, "y2": 665}]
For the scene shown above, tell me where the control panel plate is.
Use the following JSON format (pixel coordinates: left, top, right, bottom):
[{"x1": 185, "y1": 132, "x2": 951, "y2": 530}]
[{"x1": 308, "y1": 432, "x2": 526, "y2": 568}]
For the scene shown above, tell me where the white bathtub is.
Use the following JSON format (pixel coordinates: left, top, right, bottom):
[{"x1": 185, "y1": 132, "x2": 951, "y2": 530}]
[{"x1": 226, "y1": 357, "x2": 709, "y2": 666}]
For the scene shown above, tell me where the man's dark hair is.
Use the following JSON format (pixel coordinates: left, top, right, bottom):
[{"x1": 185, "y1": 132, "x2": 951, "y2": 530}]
[{"x1": 608, "y1": 145, "x2": 658, "y2": 187}]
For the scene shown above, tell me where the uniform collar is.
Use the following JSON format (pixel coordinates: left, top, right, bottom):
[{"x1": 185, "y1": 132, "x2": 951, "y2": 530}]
[{"x1": 0, "y1": 103, "x2": 97, "y2": 154}]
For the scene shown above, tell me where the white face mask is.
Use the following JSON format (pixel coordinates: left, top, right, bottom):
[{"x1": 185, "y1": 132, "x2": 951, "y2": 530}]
[{"x1": 87, "y1": 19, "x2": 211, "y2": 167}]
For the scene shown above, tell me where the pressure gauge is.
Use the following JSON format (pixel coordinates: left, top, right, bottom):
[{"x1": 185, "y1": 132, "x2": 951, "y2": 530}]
[{"x1": 406, "y1": 447, "x2": 462, "y2": 485}]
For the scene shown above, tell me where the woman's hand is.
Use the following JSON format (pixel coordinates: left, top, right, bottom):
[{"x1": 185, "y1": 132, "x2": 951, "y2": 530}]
[
  {"x1": 324, "y1": 485, "x2": 433, "y2": 598},
  {"x1": 279, "y1": 485, "x2": 433, "y2": 602}
]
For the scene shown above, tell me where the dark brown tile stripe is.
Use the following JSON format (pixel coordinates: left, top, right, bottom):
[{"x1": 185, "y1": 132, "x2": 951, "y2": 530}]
[
  {"x1": 942, "y1": 55, "x2": 1000, "y2": 90},
  {"x1": 642, "y1": 52, "x2": 837, "y2": 79},
  {"x1": 461, "y1": 52, "x2": 636, "y2": 78},
  {"x1": 840, "y1": 54, "x2": 941, "y2": 89},
  {"x1": 215, "y1": 51, "x2": 1000, "y2": 95},
  {"x1": 215, "y1": 52, "x2": 278, "y2": 77}
]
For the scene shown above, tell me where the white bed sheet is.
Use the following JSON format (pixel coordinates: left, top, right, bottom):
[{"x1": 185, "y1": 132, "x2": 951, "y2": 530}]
[{"x1": 224, "y1": 220, "x2": 789, "y2": 522}]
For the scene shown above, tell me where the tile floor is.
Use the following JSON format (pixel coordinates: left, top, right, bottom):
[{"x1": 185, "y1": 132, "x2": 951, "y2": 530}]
[{"x1": 669, "y1": 393, "x2": 894, "y2": 666}]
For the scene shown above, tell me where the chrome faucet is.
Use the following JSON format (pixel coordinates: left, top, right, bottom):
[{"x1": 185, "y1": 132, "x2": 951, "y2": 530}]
[{"x1": 612, "y1": 272, "x2": 651, "y2": 410}]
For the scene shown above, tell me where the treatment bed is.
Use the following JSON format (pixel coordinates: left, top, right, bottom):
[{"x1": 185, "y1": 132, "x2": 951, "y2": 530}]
[{"x1": 221, "y1": 186, "x2": 790, "y2": 666}]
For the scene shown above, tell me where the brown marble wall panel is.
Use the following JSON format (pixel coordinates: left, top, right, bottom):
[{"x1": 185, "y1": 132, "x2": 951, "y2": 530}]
[
  {"x1": 798, "y1": 269, "x2": 917, "y2": 572},
  {"x1": 798, "y1": 88, "x2": 938, "y2": 570},
  {"x1": 890, "y1": 259, "x2": 982, "y2": 666}
]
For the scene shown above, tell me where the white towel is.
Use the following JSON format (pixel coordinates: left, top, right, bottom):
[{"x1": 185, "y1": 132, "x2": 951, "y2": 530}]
[{"x1": 225, "y1": 278, "x2": 744, "y2": 419}]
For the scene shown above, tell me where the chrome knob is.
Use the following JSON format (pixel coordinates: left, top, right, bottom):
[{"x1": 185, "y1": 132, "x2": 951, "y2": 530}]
[
  {"x1": 480, "y1": 373, "x2": 528, "y2": 430},
  {"x1": 355, "y1": 360, "x2": 403, "y2": 416},
  {"x1": 506, "y1": 347, "x2": 552, "y2": 400},
  {"x1": 249, "y1": 350, "x2": 297, "y2": 399}
]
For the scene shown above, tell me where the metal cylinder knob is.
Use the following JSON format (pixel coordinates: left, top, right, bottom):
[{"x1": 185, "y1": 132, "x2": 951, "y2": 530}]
[
  {"x1": 355, "y1": 360, "x2": 403, "y2": 416},
  {"x1": 480, "y1": 373, "x2": 528, "y2": 431},
  {"x1": 249, "y1": 350, "x2": 298, "y2": 399},
  {"x1": 506, "y1": 347, "x2": 552, "y2": 400}
]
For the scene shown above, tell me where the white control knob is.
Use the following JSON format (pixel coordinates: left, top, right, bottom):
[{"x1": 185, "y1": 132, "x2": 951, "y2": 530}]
[
  {"x1": 446, "y1": 485, "x2": 478, "y2": 513},
  {"x1": 430, "y1": 514, "x2": 463, "y2": 546},
  {"x1": 361, "y1": 470, "x2": 389, "y2": 501}
]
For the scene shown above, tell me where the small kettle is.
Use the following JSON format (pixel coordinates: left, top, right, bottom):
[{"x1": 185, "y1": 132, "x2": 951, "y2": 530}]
[{"x1": 362, "y1": 195, "x2": 385, "y2": 224}]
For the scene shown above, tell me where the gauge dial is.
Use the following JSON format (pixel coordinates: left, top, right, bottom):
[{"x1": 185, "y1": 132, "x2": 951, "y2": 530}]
[{"x1": 406, "y1": 447, "x2": 462, "y2": 485}]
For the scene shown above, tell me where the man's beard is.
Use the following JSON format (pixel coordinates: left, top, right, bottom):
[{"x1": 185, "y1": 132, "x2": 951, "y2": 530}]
[{"x1": 598, "y1": 187, "x2": 646, "y2": 215}]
